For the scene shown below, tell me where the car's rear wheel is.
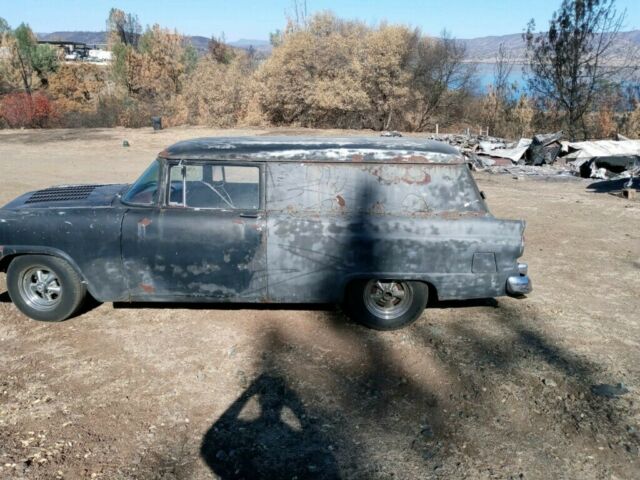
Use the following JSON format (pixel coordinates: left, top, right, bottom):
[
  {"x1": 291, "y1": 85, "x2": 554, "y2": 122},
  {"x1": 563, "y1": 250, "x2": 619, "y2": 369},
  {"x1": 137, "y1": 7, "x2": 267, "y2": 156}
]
[
  {"x1": 7, "y1": 255, "x2": 86, "y2": 322},
  {"x1": 345, "y1": 279, "x2": 428, "y2": 330}
]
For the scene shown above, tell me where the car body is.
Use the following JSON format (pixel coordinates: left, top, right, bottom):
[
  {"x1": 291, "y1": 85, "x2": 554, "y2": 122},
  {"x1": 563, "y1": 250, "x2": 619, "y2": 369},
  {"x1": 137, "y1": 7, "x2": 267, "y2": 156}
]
[{"x1": 0, "y1": 137, "x2": 531, "y2": 329}]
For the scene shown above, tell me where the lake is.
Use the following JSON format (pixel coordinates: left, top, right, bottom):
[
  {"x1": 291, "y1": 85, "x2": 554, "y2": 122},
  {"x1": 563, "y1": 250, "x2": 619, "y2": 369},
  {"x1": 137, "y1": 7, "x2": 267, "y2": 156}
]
[
  {"x1": 472, "y1": 63, "x2": 640, "y2": 97},
  {"x1": 472, "y1": 63, "x2": 528, "y2": 94}
]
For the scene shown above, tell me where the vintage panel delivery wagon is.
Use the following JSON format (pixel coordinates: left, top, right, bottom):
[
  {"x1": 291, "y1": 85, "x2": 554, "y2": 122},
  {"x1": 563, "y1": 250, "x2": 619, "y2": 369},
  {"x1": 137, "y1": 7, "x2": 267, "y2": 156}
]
[{"x1": 0, "y1": 137, "x2": 531, "y2": 330}]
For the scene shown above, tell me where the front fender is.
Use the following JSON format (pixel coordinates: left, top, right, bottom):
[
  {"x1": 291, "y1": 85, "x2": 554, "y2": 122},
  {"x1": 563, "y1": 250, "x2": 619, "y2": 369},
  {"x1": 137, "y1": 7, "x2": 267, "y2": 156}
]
[
  {"x1": 0, "y1": 245, "x2": 93, "y2": 290},
  {"x1": 0, "y1": 206, "x2": 129, "y2": 302}
]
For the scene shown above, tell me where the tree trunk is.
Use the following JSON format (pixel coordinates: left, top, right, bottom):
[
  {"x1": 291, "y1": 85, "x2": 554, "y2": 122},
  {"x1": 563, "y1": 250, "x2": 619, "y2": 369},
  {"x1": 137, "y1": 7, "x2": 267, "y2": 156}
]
[
  {"x1": 15, "y1": 48, "x2": 32, "y2": 96},
  {"x1": 384, "y1": 110, "x2": 393, "y2": 131}
]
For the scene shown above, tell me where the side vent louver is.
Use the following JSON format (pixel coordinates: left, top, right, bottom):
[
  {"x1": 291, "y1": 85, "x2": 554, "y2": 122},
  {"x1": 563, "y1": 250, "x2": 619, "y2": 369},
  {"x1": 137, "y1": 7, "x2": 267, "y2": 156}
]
[{"x1": 25, "y1": 185, "x2": 106, "y2": 204}]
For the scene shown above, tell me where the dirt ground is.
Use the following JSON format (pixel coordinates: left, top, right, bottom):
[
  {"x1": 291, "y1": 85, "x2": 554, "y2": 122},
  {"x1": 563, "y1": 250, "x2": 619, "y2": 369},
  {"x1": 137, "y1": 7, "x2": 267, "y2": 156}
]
[{"x1": 0, "y1": 126, "x2": 639, "y2": 480}]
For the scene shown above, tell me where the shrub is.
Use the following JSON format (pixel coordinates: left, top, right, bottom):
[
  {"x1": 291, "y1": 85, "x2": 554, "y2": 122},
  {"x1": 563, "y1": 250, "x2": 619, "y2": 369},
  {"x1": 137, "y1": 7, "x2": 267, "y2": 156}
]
[
  {"x1": 0, "y1": 91, "x2": 59, "y2": 127},
  {"x1": 48, "y1": 63, "x2": 106, "y2": 113},
  {"x1": 183, "y1": 57, "x2": 251, "y2": 127},
  {"x1": 626, "y1": 102, "x2": 640, "y2": 139}
]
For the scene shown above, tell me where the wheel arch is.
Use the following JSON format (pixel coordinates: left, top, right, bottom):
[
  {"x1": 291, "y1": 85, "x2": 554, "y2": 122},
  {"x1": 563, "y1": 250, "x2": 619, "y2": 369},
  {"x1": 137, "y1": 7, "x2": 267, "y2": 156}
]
[
  {"x1": 340, "y1": 274, "x2": 439, "y2": 305},
  {"x1": 0, "y1": 246, "x2": 95, "y2": 296}
]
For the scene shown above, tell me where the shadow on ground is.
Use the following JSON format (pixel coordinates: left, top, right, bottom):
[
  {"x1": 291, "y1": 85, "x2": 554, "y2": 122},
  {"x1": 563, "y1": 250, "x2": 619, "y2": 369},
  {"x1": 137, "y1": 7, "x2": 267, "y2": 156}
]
[
  {"x1": 0, "y1": 129, "x2": 120, "y2": 145},
  {"x1": 113, "y1": 301, "x2": 336, "y2": 312},
  {"x1": 4, "y1": 285, "x2": 637, "y2": 477},
  {"x1": 0, "y1": 290, "x2": 10, "y2": 303},
  {"x1": 75, "y1": 174, "x2": 640, "y2": 476},
  {"x1": 201, "y1": 373, "x2": 341, "y2": 479},
  {"x1": 192, "y1": 301, "x2": 638, "y2": 478},
  {"x1": 587, "y1": 176, "x2": 639, "y2": 194}
]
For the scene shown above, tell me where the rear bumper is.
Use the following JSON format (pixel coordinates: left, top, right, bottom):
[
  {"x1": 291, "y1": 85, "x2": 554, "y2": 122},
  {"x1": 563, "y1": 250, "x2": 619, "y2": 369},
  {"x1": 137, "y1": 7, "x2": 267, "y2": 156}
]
[{"x1": 507, "y1": 263, "x2": 532, "y2": 295}]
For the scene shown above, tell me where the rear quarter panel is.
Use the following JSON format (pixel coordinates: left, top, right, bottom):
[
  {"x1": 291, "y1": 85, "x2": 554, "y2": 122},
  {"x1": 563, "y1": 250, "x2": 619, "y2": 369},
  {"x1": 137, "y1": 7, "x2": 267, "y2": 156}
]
[{"x1": 265, "y1": 162, "x2": 524, "y2": 302}]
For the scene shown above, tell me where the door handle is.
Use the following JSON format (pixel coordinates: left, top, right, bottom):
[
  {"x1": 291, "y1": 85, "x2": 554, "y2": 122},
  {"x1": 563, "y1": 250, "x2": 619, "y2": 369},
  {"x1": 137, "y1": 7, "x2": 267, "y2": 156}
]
[{"x1": 239, "y1": 212, "x2": 259, "y2": 219}]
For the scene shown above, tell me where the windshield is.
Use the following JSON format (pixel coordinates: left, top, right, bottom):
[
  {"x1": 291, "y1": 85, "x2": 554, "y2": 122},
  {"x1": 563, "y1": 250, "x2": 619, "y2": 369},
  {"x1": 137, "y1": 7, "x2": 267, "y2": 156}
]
[{"x1": 123, "y1": 160, "x2": 160, "y2": 205}]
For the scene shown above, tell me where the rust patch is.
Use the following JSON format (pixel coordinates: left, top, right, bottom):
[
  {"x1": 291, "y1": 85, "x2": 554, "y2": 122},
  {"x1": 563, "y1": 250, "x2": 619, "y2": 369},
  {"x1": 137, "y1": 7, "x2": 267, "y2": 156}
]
[
  {"x1": 158, "y1": 149, "x2": 169, "y2": 157},
  {"x1": 140, "y1": 283, "x2": 155, "y2": 293},
  {"x1": 137, "y1": 218, "x2": 152, "y2": 239},
  {"x1": 336, "y1": 195, "x2": 346, "y2": 208},
  {"x1": 410, "y1": 172, "x2": 431, "y2": 185},
  {"x1": 390, "y1": 155, "x2": 429, "y2": 164},
  {"x1": 233, "y1": 219, "x2": 245, "y2": 225},
  {"x1": 369, "y1": 166, "x2": 431, "y2": 185},
  {"x1": 351, "y1": 153, "x2": 364, "y2": 162}
]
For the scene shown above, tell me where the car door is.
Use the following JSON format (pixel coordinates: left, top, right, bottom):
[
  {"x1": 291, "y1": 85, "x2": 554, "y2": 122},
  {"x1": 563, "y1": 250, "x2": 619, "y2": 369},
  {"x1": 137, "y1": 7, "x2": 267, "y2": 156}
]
[{"x1": 121, "y1": 161, "x2": 267, "y2": 301}]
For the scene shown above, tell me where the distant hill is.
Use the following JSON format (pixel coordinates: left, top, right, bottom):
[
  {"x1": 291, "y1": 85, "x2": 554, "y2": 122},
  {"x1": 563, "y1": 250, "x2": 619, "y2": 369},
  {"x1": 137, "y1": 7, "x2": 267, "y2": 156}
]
[
  {"x1": 38, "y1": 30, "x2": 638, "y2": 64},
  {"x1": 188, "y1": 35, "x2": 210, "y2": 53},
  {"x1": 460, "y1": 30, "x2": 640, "y2": 64},
  {"x1": 37, "y1": 31, "x2": 273, "y2": 55},
  {"x1": 37, "y1": 31, "x2": 109, "y2": 45}
]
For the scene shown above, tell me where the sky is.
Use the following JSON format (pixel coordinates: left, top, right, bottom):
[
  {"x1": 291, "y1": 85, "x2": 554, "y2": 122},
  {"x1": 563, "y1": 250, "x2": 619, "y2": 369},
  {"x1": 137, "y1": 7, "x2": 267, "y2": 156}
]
[{"x1": 1, "y1": 0, "x2": 639, "y2": 41}]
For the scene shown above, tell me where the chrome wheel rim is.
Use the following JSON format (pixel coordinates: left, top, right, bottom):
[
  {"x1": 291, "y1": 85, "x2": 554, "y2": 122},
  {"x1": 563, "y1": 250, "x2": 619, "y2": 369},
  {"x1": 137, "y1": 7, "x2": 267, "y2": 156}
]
[
  {"x1": 19, "y1": 266, "x2": 62, "y2": 311},
  {"x1": 363, "y1": 280, "x2": 413, "y2": 320}
]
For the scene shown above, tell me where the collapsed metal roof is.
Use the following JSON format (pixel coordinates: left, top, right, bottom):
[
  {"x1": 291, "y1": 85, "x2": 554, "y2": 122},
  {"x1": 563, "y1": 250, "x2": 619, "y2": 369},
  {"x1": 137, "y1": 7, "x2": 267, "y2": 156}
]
[
  {"x1": 566, "y1": 139, "x2": 640, "y2": 166},
  {"x1": 158, "y1": 136, "x2": 464, "y2": 164}
]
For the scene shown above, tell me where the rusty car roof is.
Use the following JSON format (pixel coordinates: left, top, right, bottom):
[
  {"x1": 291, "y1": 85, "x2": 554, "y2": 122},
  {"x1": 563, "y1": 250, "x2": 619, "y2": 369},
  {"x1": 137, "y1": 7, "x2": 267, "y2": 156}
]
[{"x1": 158, "y1": 136, "x2": 464, "y2": 164}]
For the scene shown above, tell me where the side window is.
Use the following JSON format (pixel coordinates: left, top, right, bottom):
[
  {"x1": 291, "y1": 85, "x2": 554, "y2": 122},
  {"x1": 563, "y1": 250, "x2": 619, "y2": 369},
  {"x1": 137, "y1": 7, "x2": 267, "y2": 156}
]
[{"x1": 168, "y1": 163, "x2": 260, "y2": 210}]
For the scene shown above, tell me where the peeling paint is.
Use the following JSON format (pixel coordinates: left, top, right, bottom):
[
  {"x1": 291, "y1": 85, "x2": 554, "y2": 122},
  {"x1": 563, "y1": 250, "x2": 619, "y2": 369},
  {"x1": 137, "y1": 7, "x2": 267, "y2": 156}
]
[
  {"x1": 0, "y1": 137, "x2": 526, "y2": 308},
  {"x1": 158, "y1": 137, "x2": 464, "y2": 164},
  {"x1": 187, "y1": 262, "x2": 221, "y2": 275},
  {"x1": 370, "y1": 166, "x2": 431, "y2": 186},
  {"x1": 137, "y1": 217, "x2": 152, "y2": 239}
]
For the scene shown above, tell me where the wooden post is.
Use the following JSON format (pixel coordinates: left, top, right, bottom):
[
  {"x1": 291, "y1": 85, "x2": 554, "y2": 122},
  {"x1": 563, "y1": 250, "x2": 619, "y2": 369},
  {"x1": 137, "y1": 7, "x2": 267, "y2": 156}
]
[
  {"x1": 435, "y1": 124, "x2": 439, "y2": 135},
  {"x1": 623, "y1": 188, "x2": 636, "y2": 200}
]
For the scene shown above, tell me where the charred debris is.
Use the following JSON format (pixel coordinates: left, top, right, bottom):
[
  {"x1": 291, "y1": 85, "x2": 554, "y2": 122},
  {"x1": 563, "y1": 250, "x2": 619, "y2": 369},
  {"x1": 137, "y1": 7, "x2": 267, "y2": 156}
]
[{"x1": 416, "y1": 131, "x2": 640, "y2": 190}]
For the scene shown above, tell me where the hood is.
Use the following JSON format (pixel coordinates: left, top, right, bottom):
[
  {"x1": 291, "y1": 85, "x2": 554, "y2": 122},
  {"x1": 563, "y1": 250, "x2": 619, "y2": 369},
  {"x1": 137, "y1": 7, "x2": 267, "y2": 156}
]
[{"x1": 2, "y1": 184, "x2": 128, "y2": 210}]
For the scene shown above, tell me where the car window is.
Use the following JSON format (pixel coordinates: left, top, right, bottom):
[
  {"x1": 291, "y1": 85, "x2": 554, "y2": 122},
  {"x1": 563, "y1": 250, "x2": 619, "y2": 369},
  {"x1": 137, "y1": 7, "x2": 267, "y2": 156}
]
[
  {"x1": 168, "y1": 163, "x2": 260, "y2": 210},
  {"x1": 123, "y1": 160, "x2": 160, "y2": 205}
]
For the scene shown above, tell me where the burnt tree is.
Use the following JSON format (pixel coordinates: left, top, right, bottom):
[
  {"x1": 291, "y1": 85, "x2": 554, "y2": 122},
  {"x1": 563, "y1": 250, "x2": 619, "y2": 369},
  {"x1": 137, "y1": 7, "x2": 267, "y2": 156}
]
[{"x1": 524, "y1": 0, "x2": 636, "y2": 140}]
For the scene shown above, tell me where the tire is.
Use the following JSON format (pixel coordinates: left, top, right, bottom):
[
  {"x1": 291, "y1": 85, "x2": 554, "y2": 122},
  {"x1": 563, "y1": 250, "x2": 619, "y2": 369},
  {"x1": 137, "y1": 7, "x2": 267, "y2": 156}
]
[
  {"x1": 345, "y1": 279, "x2": 428, "y2": 331},
  {"x1": 6, "y1": 255, "x2": 86, "y2": 322}
]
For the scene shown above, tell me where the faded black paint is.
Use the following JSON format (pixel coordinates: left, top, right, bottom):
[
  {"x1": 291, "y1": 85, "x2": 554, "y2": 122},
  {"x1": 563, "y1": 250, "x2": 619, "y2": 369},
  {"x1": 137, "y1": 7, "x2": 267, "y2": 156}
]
[
  {"x1": 0, "y1": 137, "x2": 528, "y2": 305},
  {"x1": 121, "y1": 207, "x2": 267, "y2": 300}
]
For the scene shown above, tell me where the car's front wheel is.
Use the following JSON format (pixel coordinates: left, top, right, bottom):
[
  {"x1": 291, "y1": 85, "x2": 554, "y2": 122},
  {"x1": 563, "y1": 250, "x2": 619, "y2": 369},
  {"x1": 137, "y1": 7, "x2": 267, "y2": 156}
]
[
  {"x1": 345, "y1": 279, "x2": 428, "y2": 330},
  {"x1": 7, "y1": 255, "x2": 86, "y2": 322}
]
